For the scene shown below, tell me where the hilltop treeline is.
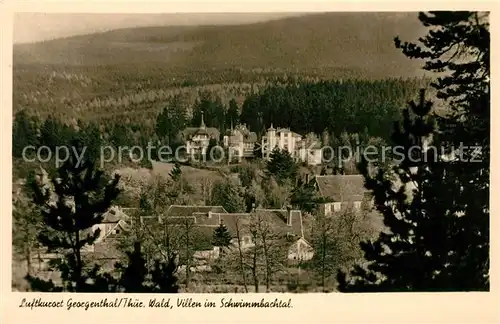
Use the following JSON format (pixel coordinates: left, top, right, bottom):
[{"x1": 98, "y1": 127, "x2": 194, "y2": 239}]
[
  {"x1": 240, "y1": 78, "x2": 425, "y2": 140},
  {"x1": 12, "y1": 78, "x2": 426, "y2": 163}
]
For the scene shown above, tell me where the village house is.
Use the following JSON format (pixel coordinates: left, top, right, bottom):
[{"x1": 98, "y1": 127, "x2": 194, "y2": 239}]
[
  {"x1": 313, "y1": 174, "x2": 372, "y2": 216},
  {"x1": 207, "y1": 207, "x2": 314, "y2": 262},
  {"x1": 261, "y1": 124, "x2": 322, "y2": 166},
  {"x1": 223, "y1": 124, "x2": 258, "y2": 159},
  {"x1": 89, "y1": 204, "x2": 314, "y2": 271},
  {"x1": 181, "y1": 112, "x2": 220, "y2": 158}
]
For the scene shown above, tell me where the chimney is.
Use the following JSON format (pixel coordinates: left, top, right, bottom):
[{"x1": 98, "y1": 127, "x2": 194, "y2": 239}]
[{"x1": 286, "y1": 205, "x2": 292, "y2": 226}]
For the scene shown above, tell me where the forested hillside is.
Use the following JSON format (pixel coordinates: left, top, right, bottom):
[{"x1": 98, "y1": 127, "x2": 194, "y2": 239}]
[{"x1": 13, "y1": 12, "x2": 429, "y2": 124}]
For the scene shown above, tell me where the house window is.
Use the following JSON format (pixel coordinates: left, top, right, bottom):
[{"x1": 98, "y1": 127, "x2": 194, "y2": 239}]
[
  {"x1": 333, "y1": 202, "x2": 341, "y2": 212},
  {"x1": 325, "y1": 204, "x2": 331, "y2": 214},
  {"x1": 243, "y1": 236, "x2": 251, "y2": 245},
  {"x1": 353, "y1": 201, "x2": 362, "y2": 210}
]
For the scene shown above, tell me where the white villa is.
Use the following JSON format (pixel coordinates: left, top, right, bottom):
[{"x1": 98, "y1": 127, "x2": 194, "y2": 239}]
[{"x1": 261, "y1": 124, "x2": 322, "y2": 165}]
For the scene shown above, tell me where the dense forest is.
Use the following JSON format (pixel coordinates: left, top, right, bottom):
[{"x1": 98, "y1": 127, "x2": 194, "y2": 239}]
[{"x1": 12, "y1": 77, "x2": 428, "y2": 163}]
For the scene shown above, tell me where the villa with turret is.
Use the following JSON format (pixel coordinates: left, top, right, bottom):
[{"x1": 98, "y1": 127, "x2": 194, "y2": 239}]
[
  {"x1": 261, "y1": 124, "x2": 323, "y2": 165},
  {"x1": 181, "y1": 116, "x2": 322, "y2": 165},
  {"x1": 181, "y1": 112, "x2": 220, "y2": 158}
]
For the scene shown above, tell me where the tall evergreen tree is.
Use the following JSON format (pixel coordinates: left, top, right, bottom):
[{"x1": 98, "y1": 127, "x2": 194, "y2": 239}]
[
  {"x1": 212, "y1": 223, "x2": 233, "y2": 249},
  {"x1": 169, "y1": 161, "x2": 182, "y2": 183},
  {"x1": 289, "y1": 177, "x2": 325, "y2": 214},
  {"x1": 396, "y1": 11, "x2": 490, "y2": 289},
  {"x1": 265, "y1": 148, "x2": 299, "y2": 185},
  {"x1": 226, "y1": 98, "x2": 240, "y2": 128},
  {"x1": 26, "y1": 156, "x2": 121, "y2": 292},
  {"x1": 115, "y1": 242, "x2": 149, "y2": 292},
  {"x1": 39, "y1": 115, "x2": 76, "y2": 151},
  {"x1": 155, "y1": 95, "x2": 186, "y2": 145},
  {"x1": 149, "y1": 257, "x2": 179, "y2": 293},
  {"x1": 12, "y1": 110, "x2": 39, "y2": 158},
  {"x1": 337, "y1": 90, "x2": 448, "y2": 292},
  {"x1": 338, "y1": 10, "x2": 490, "y2": 293},
  {"x1": 211, "y1": 179, "x2": 246, "y2": 213}
]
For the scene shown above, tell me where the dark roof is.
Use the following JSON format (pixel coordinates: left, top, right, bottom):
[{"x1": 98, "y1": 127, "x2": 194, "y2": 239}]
[
  {"x1": 244, "y1": 132, "x2": 258, "y2": 143},
  {"x1": 315, "y1": 175, "x2": 367, "y2": 202},
  {"x1": 211, "y1": 209, "x2": 304, "y2": 239},
  {"x1": 255, "y1": 209, "x2": 303, "y2": 238},
  {"x1": 166, "y1": 205, "x2": 228, "y2": 217},
  {"x1": 195, "y1": 128, "x2": 209, "y2": 136},
  {"x1": 226, "y1": 126, "x2": 257, "y2": 144},
  {"x1": 182, "y1": 127, "x2": 219, "y2": 139},
  {"x1": 216, "y1": 213, "x2": 252, "y2": 236},
  {"x1": 101, "y1": 206, "x2": 134, "y2": 223}
]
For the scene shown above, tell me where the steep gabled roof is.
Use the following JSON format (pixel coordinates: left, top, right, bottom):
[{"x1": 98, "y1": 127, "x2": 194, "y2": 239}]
[
  {"x1": 315, "y1": 175, "x2": 367, "y2": 202},
  {"x1": 255, "y1": 209, "x2": 303, "y2": 238},
  {"x1": 101, "y1": 206, "x2": 133, "y2": 223},
  {"x1": 182, "y1": 127, "x2": 219, "y2": 139},
  {"x1": 215, "y1": 212, "x2": 252, "y2": 236}
]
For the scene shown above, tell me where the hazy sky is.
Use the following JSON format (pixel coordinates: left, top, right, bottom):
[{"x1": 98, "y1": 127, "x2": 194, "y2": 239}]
[{"x1": 14, "y1": 13, "x2": 302, "y2": 44}]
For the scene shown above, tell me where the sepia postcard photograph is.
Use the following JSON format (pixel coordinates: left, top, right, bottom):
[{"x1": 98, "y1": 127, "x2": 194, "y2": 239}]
[{"x1": 2, "y1": 1, "x2": 498, "y2": 323}]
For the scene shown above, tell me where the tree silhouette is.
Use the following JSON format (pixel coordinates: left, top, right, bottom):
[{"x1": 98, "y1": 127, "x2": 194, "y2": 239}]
[
  {"x1": 265, "y1": 148, "x2": 298, "y2": 185},
  {"x1": 337, "y1": 90, "x2": 450, "y2": 291},
  {"x1": 12, "y1": 110, "x2": 39, "y2": 158},
  {"x1": 26, "y1": 156, "x2": 121, "y2": 292},
  {"x1": 212, "y1": 223, "x2": 232, "y2": 249},
  {"x1": 395, "y1": 11, "x2": 489, "y2": 290}
]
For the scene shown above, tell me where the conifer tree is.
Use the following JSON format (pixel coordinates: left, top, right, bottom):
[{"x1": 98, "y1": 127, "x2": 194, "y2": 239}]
[
  {"x1": 12, "y1": 173, "x2": 43, "y2": 276},
  {"x1": 12, "y1": 110, "x2": 39, "y2": 158},
  {"x1": 289, "y1": 178, "x2": 325, "y2": 214},
  {"x1": 114, "y1": 242, "x2": 179, "y2": 293},
  {"x1": 338, "y1": 10, "x2": 490, "y2": 293},
  {"x1": 265, "y1": 148, "x2": 298, "y2": 185},
  {"x1": 149, "y1": 257, "x2": 179, "y2": 293},
  {"x1": 26, "y1": 155, "x2": 121, "y2": 292},
  {"x1": 115, "y1": 242, "x2": 149, "y2": 292},
  {"x1": 226, "y1": 98, "x2": 240, "y2": 128},
  {"x1": 169, "y1": 161, "x2": 182, "y2": 183},
  {"x1": 395, "y1": 11, "x2": 489, "y2": 289},
  {"x1": 155, "y1": 95, "x2": 186, "y2": 145},
  {"x1": 337, "y1": 90, "x2": 445, "y2": 291},
  {"x1": 211, "y1": 179, "x2": 246, "y2": 213},
  {"x1": 212, "y1": 222, "x2": 233, "y2": 250}
]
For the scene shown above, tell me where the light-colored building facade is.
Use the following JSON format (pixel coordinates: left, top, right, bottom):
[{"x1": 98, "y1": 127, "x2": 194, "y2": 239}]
[
  {"x1": 261, "y1": 124, "x2": 322, "y2": 165},
  {"x1": 223, "y1": 124, "x2": 258, "y2": 159},
  {"x1": 181, "y1": 112, "x2": 220, "y2": 158}
]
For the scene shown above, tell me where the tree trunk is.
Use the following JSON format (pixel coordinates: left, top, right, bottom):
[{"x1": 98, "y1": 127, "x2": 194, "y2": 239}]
[
  {"x1": 252, "y1": 250, "x2": 259, "y2": 292},
  {"x1": 74, "y1": 231, "x2": 83, "y2": 292},
  {"x1": 235, "y1": 221, "x2": 248, "y2": 292},
  {"x1": 25, "y1": 246, "x2": 32, "y2": 276}
]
